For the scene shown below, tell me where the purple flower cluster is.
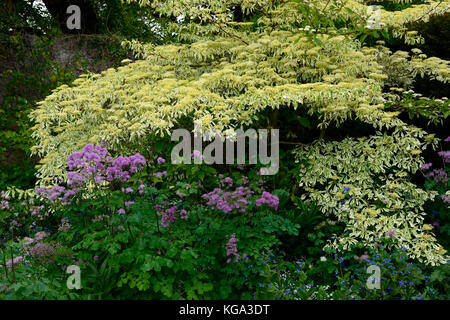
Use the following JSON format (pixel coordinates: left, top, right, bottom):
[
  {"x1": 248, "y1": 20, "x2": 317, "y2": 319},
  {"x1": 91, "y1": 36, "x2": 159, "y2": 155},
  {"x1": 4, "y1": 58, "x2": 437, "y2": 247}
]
[
  {"x1": 125, "y1": 201, "x2": 135, "y2": 208},
  {"x1": 386, "y1": 230, "x2": 396, "y2": 238},
  {"x1": 0, "y1": 201, "x2": 9, "y2": 210},
  {"x1": 437, "y1": 151, "x2": 450, "y2": 163},
  {"x1": 36, "y1": 185, "x2": 74, "y2": 204},
  {"x1": 202, "y1": 175, "x2": 280, "y2": 213},
  {"x1": 421, "y1": 144, "x2": 449, "y2": 184},
  {"x1": 225, "y1": 234, "x2": 240, "y2": 263},
  {"x1": 0, "y1": 192, "x2": 51, "y2": 234},
  {"x1": 58, "y1": 217, "x2": 71, "y2": 231},
  {"x1": 116, "y1": 200, "x2": 135, "y2": 216},
  {"x1": 255, "y1": 191, "x2": 279, "y2": 210},
  {"x1": 420, "y1": 163, "x2": 432, "y2": 170},
  {"x1": 221, "y1": 176, "x2": 233, "y2": 189},
  {"x1": 153, "y1": 171, "x2": 167, "y2": 178},
  {"x1": 202, "y1": 186, "x2": 254, "y2": 213},
  {"x1": 67, "y1": 144, "x2": 110, "y2": 187},
  {"x1": 192, "y1": 150, "x2": 204, "y2": 161},
  {"x1": 441, "y1": 194, "x2": 450, "y2": 204},
  {"x1": 22, "y1": 233, "x2": 64, "y2": 264},
  {"x1": 160, "y1": 205, "x2": 177, "y2": 227},
  {"x1": 11, "y1": 219, "x2": 22, "y2": 227},
  {"x1": 34, "y1": 231, "x2": 49, "y2": 241},
  {"x1": 138, "y1": 183, "x2": 146, "y2": 195},
  {"x1": 67, "y1": 143, "x2": 146, "y2": 186},
  {"x1": 0, "y1": 200, "x2": 9, "y2": 210},
  {"x1": 155, "y1": 203, "x2": 189, "y2": 227},
  {"x1": 180, "y1": 209, "x2": 188, "y2": 219},
  {"x1": 6, "y1": 256, "x2": 23, "y2": 268},
  {"x1": 107, "y1": 154, "x2": 146, "y2": 182},
  {"x1": 29, "y1": 205, "x2": 44, "y2": 216},
  {"x1": 0, "y1": 191, "x2": 10, "y2": 210},
  {"x1": 176, "y1": 190, "x2": 186, "y2": 197},
  {"x1": 36, "y1": 144, "x2": 147, "y2": 204},
  {"x1": 424, "y1": 169, "x2": 448, "y2": 184},
  {"x1": 27, "y1": 242, "x2": 59, "y2": 262}
]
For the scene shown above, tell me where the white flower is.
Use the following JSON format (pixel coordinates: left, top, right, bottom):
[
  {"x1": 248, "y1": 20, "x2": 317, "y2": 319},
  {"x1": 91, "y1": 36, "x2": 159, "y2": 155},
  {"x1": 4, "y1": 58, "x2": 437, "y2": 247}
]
[{"x1": 320, "y1": 256, "x2": 327, "y2": 262}]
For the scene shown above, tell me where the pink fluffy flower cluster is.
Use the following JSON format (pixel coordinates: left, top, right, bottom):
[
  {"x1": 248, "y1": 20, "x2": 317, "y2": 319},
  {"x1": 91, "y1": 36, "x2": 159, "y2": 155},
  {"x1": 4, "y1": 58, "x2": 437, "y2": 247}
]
[
  {"x1": 202, "y1": 186, "x2": 254, "y2": 213},
  {"x1": 0, "y1": 191, "x2": 10, "y2": 210},
  {"x1": 202, "y1": 176, "x2": 279, "y2": 213},
  {"x1": 255, "y1": 191, "x2": 279, "y2": 210},
  {"x1": 437, "y1": 151, "x2": 450, "y2": 164},
  {"x1": 442, "y1": 194, "x2": 450, "y2": 204},
  {"x1": 6, "y1": 256, "x2": 23, "y2": 268},
  {"x1": 67, "y1": 143, "x2": 146, "y2": 187},
  {"x1": 224, "y1": 234, "x2": 247, "y2": 263},
  {"x1": 422, "y1": 167, "x2": 448, "y2": 184},
  {"x1": 155, "y1": 202, "x2": 188, "y2": 227},
  {"x1": 36, "y1": 143, "x2": 146, "y2": 204}
]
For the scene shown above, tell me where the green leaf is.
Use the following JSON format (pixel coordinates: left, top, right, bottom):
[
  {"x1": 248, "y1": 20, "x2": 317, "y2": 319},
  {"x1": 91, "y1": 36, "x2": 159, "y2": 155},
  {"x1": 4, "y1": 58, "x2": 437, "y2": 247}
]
[
  {"x1": 313, "y1": 36, "x2": 322, "y2": 46},
  {"x1": 360, "y1": 33, "x2": 368, "y2": 43},
  {"x1": 298, "y1": 117, "x2": 312, "y2": 129}
]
